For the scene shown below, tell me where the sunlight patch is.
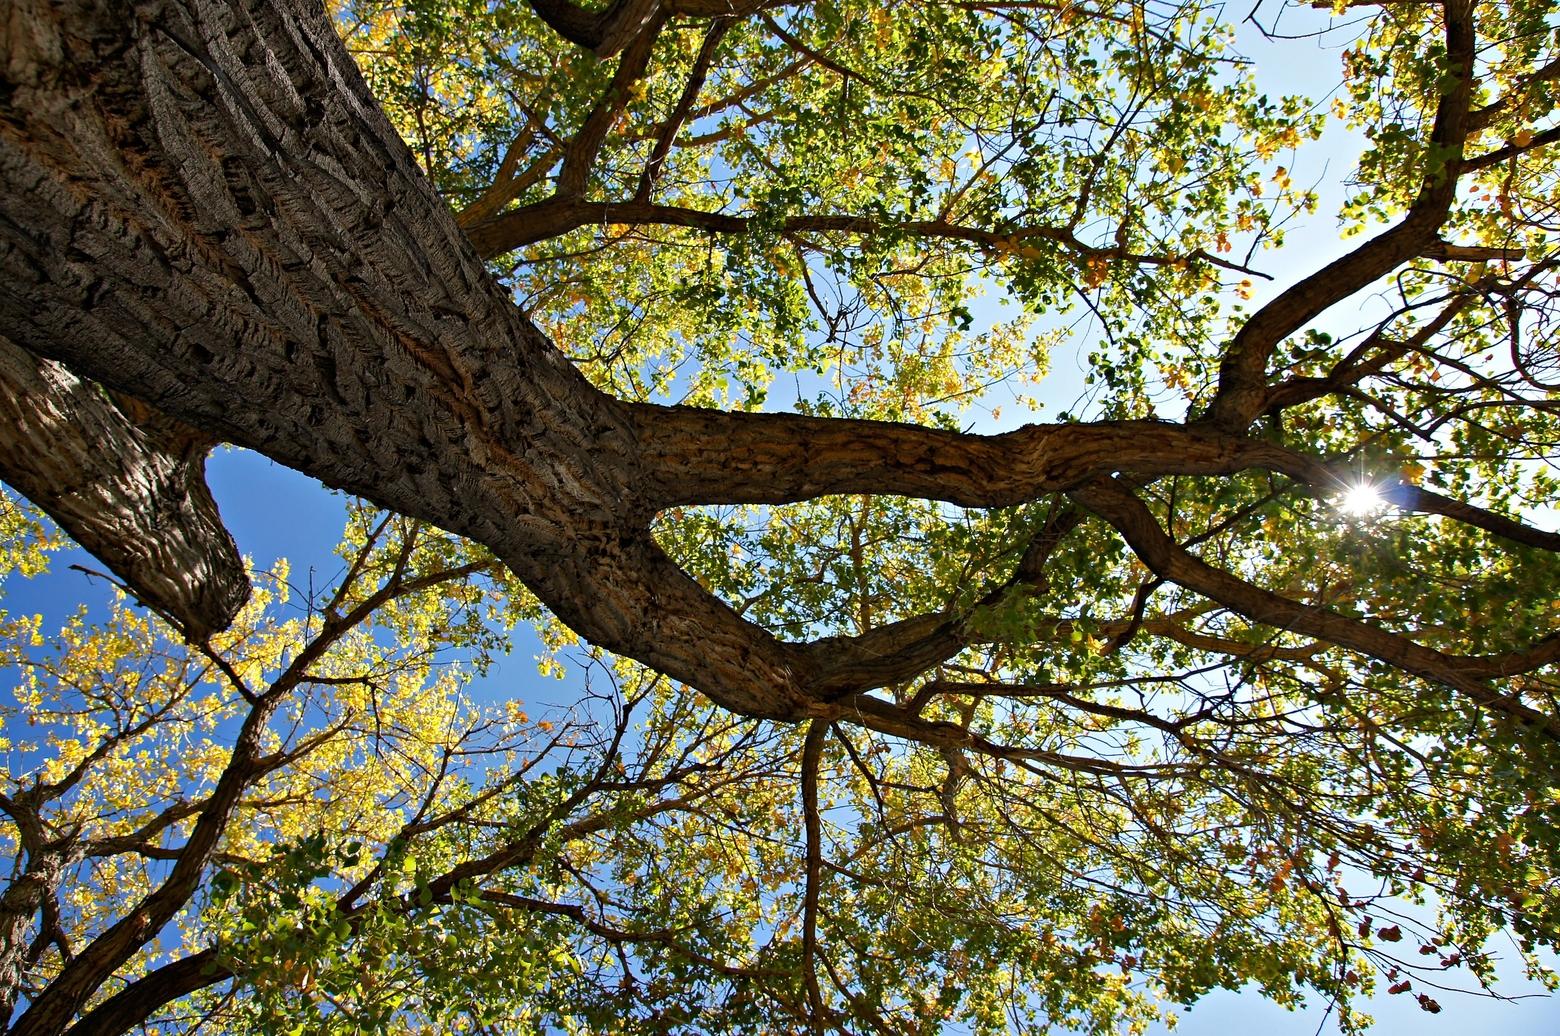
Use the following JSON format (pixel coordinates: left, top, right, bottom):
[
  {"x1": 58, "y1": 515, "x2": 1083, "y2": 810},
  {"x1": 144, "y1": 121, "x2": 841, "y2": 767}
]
[{"x1": 1338, "y1": 482, "x2": 1385, "y2": 517}]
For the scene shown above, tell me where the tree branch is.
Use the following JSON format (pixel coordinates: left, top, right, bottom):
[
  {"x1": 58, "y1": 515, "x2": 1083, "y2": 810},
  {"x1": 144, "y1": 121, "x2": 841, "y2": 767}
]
[
  {"x1": 799, "y1": 719, "x2": 829, "y2": 1031},
  {"x1": 556, "y1": 11, "x2": 668, "y2": 197},
  {"x1": 463, "y1": 195, "x2": 1268, "y2": 277},
  {"x1": 1466, "y1": 52, "x2": 1560, "y2": 131},
  {"x1": 1206, "y1": 0, "x2": 1477, "y2": 430},
  {"x1": 0, "y1": 338, "x2": 248, "y2": 640},
  {"x1": 1462, "y1": 123, "x2": 1560, "y2": 172},
  {"x1": 634, "y1": 18, "x2": 730, "y2": 203},
  {"x1": 1069, "y1": 476, "x2": 1560, "y2": 736},
  {"x1": 627, "y1": 405, "x2": 1316, "y2": 509},
  {"x1": 61, "y1": 950, "x2": 224, "y2": 1036},
  {"x1": 527, "y1": 0, "x2": 663, "y2": 57}
]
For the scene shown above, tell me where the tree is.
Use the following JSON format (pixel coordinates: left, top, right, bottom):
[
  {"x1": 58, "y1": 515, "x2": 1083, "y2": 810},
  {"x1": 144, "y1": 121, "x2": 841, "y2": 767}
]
[{"x1": 2, "y1": 0, "x2": 1560, "y2": 1029}]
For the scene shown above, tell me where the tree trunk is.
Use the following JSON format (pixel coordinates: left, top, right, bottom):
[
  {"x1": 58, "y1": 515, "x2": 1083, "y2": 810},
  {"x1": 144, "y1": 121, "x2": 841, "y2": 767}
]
[
  {"x1": 3, "y1": 0, "x2": 1556, "y2": 1027},
  {"x1": 0, "y1": 0, "x2": 830, "y2": 723},
  {"x1": 1, "y1": 0, "x2": 1533, "y2": 737}
]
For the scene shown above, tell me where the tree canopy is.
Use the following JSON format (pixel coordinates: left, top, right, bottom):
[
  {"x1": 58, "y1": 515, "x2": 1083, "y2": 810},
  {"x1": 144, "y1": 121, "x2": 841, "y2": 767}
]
[{"x1": 2, "y1": 0, "x2": 1560, "y2": 1031}]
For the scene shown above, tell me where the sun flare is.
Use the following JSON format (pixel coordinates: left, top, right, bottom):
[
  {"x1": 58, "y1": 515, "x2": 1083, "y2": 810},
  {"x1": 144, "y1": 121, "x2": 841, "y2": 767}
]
[{"x1": 1339, "y1": 483, "x2": 1385, "y2": 517}]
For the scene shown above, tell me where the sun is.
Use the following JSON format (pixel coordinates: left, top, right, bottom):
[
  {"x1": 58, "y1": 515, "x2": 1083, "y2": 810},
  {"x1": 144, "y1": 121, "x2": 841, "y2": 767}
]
[{"x1": 1339, "y1": 482, "x2": 1385, "y2": 517}]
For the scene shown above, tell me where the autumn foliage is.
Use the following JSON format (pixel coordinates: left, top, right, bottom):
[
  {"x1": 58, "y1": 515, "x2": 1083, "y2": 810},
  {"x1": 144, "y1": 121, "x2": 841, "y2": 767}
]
[{"x1": 3, "y1": 0, "x2": 1560, "y2": 1032}]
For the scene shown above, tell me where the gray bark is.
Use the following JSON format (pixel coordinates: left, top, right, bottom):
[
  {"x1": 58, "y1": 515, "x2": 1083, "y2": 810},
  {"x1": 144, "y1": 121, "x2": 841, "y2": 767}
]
[{"x1": 0, "y1": 0, "x2": 822, "y2": 730}]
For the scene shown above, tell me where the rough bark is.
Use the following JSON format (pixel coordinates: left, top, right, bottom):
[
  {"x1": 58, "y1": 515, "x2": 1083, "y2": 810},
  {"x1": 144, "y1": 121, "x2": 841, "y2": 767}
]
[
  {"x1": 0, "y1": 0, "x2": 1271, "y2": 732},
  {"x1": 0, "y1": 337, "x2": 247, "y2": 638},
  {"x1": 628, "y1": 405, "x2": 1314, "y2": 509},
  {"x1": 0, "y1": 847, "x2": 69, "y2": 1027}
]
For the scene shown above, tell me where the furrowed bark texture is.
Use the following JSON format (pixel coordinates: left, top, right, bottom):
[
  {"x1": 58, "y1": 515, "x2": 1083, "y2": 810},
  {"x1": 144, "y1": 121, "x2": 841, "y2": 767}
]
[
  {"x1": 0, "y1": 337, "x2": 247, "y2": 638},
  {"x1": 0, "y1": 0, "x2": 1554, "y2": 1029},
  {"x1": 628, "y1": 405, "x2": 1311, "y2": 508}
]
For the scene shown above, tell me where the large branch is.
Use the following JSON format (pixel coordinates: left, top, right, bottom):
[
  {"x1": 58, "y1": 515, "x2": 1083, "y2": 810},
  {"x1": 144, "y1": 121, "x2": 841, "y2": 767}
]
[
  {"x1": 635, "y1": 401, "x2": 1560, "y2": 551},
  {"x1": 627, "y1": 405, "x2": 1309, "y2": 509},
  {"x1": 2, "y1": 0, "x2": 1533, "y2": 753},
  {"x1": 2, "y1": 5, "x2": 1550, "y2": 970},
  {"x1": 0, "y1": 0, "x2": 984, "y2": 743},
  {"x1": 61, "y1": 951, "x2": 220, "y2": 1036},
  {"x1": 526, "y1": 0, "x2": 662, "y2": 57},
  {"x1": 526, "y1": 0, "x2": 783, "y2": 56},
  {"x1": 0, "y1": 1, "x2": 629, "y2": 573},
  {"x1": 4, "y1": 0, "x2": 1547, "y2": 745},
  {"x1": 1206, "y1": 0, "x2": 1476, "y2": 430},
  {"x1": 461, "y1": 195, "x2": 1257, "y2": 274},
  {"x1": 0, "y1": 337, "x2": 247, "y2": 639}
]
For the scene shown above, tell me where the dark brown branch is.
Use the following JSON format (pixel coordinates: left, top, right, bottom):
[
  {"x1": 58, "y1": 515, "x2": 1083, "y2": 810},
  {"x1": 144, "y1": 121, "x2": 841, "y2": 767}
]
[
  {"x1": 1462, "y1": 124, "x2": 1560, "y2": 172},
  {"x1": 1103, "y1": 577, "x2": 1164, "y2": 654},
  {"x1": 667, "y1": 0, "x2": 789, "y2": 14},
  {"x1": 1462, "y1": 633, "x2": 1560, "y2": 680},
  {"x1": 634, "y1": 19, "x2": 730, "y2": 203},
  {"x1": 839, "y1": 694, "x2": 1194, "y2": 776},
  {"x1": 759, "y1": 12, "x2": 867, "y2": 84},
  {"x1": 1259, "y1": 290, "x2": 1476, "y2": 414},
  {"x1": 799, "y1": 720, "x2": 829, "y2": 1031},
  {"x1": 1403, "y1": 485, "x2": 1560, "y2": 553},
  {"x1": 804, "y1": 614, "x2": 966, "y2": 699},
  {"x1": 1467, "y1": 53, "x2": 1560, "y2": 130},
  {"x1": 1421, "y1": 239, "x2": 1526, "y2": 262},
  {"x1": 1206, "y1": 0, "x2": 1477, "y2": 430},
  {"x1": 527, "y1": 0, "x2": 610, "y2": 49},
  {"x1": 527, "y1": 0, "x2": 663, "y2": 57},
  {"x1": 557, "y1": 13, "x2": 669, "y2": 197},
  {"x1": 0, "y1": 338, "x2": 248, "y2": 640},
  {"x1": 924, "y1": 678, "x2": 1197, "y2": 734},
  {"x1": 453, "y1": 116, "x2": 550, "y2": 229},
  {"x1": 1011, "y1": 505, "x2": 1083, "y2": 588},
  {"x1": 63, "y1": 951, "x2": 224, "y2": 1036},
  {"x1": 1180, "y1": 433, "x2": 1560, "y2": 556},
  {"x1": 462, "y1": 195, "x2": 1268, "y2": 276},
  {"x1": 627, "y1": 405, "x2": 1317, "y2": 510}
]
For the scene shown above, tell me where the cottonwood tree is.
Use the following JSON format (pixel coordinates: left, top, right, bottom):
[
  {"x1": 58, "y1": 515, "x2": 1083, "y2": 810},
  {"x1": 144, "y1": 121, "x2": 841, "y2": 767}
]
[{"x1": 2, "y1": 0, "x2": 1560, "y2": 1030}]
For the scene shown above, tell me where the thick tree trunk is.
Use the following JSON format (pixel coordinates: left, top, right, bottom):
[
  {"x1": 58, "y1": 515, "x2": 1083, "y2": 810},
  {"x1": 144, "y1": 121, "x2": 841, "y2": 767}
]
[
  {"x1": 3, "y1": 0, "x2": 1193, "y2": 730},
  {"x1": 0, "y1": 0, "x2": 831, "y2": 725},
  {"x1": 0, "y1": 338, "x2": 247, "y2": 638}
]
